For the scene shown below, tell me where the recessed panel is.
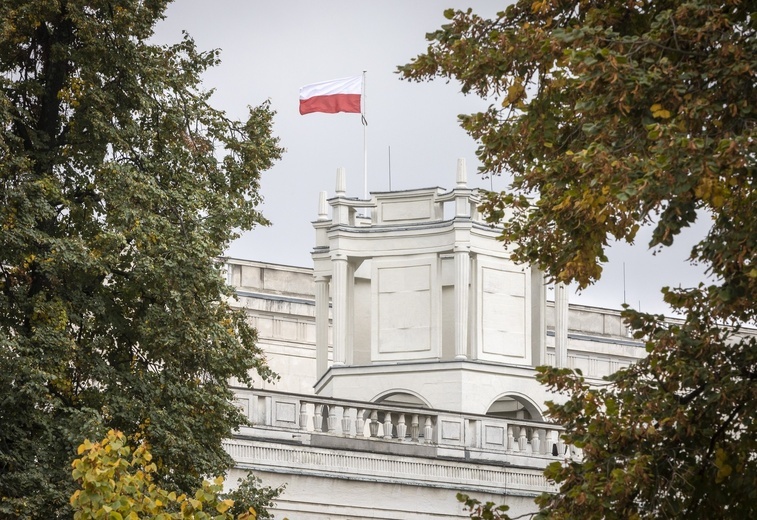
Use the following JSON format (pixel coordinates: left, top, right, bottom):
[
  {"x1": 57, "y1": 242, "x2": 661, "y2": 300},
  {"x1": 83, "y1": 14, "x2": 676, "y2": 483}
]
[
  {"x1": 481, "y1": 267, "x2": 526, "y2": 358},
  {"x1": 441, "y1": 420, "x2": 462, "y2": 441},
  {"x1": 381, "y1": 200, "x2": 432, "y2": 222},
  {"x1": 275, "y1": 401, "x2": 297, "y2": 424},
  {"x1": 377, "y1": 265, "x2": 432, "y2": 353},
  {"x1": 484, "y1": 425, "x2": 506, "y2": 447},
  {"x1": 234, "y1": 398, "x2": 250, "y2": 419}
]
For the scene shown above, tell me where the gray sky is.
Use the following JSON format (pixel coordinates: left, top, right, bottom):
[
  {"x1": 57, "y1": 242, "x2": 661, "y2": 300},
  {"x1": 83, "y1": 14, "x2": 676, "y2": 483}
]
[{"x1": 153, "y1": 1, "x2": 709, "y2": 315}]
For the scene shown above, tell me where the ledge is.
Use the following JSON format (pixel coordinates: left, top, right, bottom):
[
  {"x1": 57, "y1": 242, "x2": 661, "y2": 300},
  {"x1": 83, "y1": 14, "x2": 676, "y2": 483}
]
[{"x1": 224, "y1": 437, "x2": 554, "y2": 497}]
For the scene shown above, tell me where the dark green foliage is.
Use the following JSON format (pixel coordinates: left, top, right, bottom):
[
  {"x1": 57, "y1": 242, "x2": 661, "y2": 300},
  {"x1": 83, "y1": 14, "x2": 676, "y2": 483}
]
[
  {"x1": 401, "y1": 1, "x2": 756, "y2": 518},
  {"x1": 0, "y1": 1, "x2": 282, "y2": 517},
  {"x1": 225, "y1": 475, "x2": 284, "y2": 520}
]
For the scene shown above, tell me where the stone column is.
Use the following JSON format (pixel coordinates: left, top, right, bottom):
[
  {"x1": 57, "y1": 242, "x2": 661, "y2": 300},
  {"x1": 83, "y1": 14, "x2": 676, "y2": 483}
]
[
  {"x1": 332, "y1": 255, "x2": 349, "y2": 366},
  {"x1": 555, "y1": 282, "x2": 569, "y2": 368},
  {"x1": 454, "y1": 248, "x2": 470, "y2": 360},
  {"x1": 314, "y1": 275, "x2": 330, "y2": 377},
  {"x1": 345, "y1": 260, "x2": 355, "y2": 365},
  {"x1": 530, "y1": 268, "x2": 547, "y2": 366}
]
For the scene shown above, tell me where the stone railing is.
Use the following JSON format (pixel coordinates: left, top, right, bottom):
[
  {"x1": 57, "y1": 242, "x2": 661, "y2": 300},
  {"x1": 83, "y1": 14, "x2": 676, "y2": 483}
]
[
  {"x1": 545, "y1": 350, "x2": 634, "y2": 379},
  {"x1": 233, "y1": 388, "x2": 579, "y2": 461}
]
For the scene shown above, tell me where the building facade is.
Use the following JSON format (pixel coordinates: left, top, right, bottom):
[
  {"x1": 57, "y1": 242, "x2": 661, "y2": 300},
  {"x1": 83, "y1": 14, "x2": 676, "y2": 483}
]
[{"x1": 223, "y1": 162, "x2": 648, "y2": 519}]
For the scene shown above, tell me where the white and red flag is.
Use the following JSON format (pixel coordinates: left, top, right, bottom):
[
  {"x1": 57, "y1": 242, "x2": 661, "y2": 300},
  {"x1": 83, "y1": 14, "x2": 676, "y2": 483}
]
[{"x1": 299, "y1": 76, "x2": 362, "y2": 115}]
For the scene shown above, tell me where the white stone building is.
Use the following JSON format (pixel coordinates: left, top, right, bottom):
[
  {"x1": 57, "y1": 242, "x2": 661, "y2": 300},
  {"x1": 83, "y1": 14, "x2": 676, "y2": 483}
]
[{"x1": 223, "y1": 162, "x2": 648, "y2": 519}]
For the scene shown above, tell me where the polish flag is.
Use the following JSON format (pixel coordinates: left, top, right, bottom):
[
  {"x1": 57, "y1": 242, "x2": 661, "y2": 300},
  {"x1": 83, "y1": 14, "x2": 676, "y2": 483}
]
[{"x1": 299, "y1": 76, "x2": 362, "y2": 115}]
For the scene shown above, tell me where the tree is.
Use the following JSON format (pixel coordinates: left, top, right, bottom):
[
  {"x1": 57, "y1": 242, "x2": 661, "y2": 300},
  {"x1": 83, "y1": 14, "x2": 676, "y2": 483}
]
[
  {"x1": 0, "y1": 1, "x2": 282, "y2": 517},
  {"x1": 222, "y1": 475, "x2": 282, "y2": 520},
  {"x1": 71, "y1": 429, "x2": 279, "y2": 520},
  {"x1": 400, "y1": 1, "x2": 756, "y2": 518}
]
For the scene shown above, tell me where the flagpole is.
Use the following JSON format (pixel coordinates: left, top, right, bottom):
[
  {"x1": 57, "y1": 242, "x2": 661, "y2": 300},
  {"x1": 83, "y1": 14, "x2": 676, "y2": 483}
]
[{"x1": 362, "y1": 70, "x2": 368, "y2": 208}]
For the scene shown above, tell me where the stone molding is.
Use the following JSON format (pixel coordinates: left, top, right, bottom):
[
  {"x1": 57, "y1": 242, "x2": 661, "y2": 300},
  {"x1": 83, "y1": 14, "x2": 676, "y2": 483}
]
[{"x1": 224, "y1": 438, "x2": 554, "y2": 497}]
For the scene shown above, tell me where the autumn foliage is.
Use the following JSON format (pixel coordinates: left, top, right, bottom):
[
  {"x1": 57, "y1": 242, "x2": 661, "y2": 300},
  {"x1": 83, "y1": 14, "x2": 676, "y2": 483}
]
[
  {"x1": 70, "y1": 430, "x2": 255, "y2": 520},
  {"x1": 401, "y1": 0, "x2": 756, "y2": 517}
]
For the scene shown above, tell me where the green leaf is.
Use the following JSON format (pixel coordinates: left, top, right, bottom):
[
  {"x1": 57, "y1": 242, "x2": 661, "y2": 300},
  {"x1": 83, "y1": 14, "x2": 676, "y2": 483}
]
[
  {"x1": 0, "y1": 2, "x2": 281, "y2": 517},
  {"x1": 399, "y1": 1, "x2": 757, "y2": 518}
]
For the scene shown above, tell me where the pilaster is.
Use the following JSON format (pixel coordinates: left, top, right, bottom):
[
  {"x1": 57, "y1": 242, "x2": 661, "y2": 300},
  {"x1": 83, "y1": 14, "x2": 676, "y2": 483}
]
[
  {"x1": 315, "y1": 276, "x2": 330, "y2": 377},
  {"x1": 554, "y1": 283, "x2": 569, "y2": 368},
  {"x1": 530, "y1": 269, "x2": 547, "y2": 366},
  {"x1": 332, "y1": 256, "x2": 349, "y2": 366},
  {"x1": 454, "y1": 248, "x2": 470, "y2": 360}
]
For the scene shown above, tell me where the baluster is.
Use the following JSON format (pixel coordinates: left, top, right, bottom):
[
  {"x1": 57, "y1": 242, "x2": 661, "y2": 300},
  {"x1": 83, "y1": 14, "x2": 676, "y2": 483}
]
[
  {"x1": 327, "y1": 405, "x2": 337, "y2": 433},
  {"x1": 410, "y1": 414, "x2": 420, "y2": 442},
  {"x1": 313, "y1": 404, "x2": 323, "y2": 432},
  {"x1": 299, "y1": 401, "x2": 309, "y2": 430},
  {"x1": 550, "y1": 430, "x2": 559, "y2": 456},
  {"x1": 341, "y1": 407, "x2": 353, "y2": 437},
  {"x1": 519, "y1": 427, "x2": 528, "y2": 451},
  {"x1": 356, "y1": 409, "x2": 366, "y2": 437},
  {"x1": 531, "y1": 429, "x2": 540, "y2": 454},
  {"x1": 369, "y1": 410, "x2": 380, "y2": 437},
  {"x1": 423, "y1": 416, "x2": 433, "y2": 444},
  {"x1": 507, "y1": 426, "x2": 516, "y2": 451},
  {"x1": 539, "y1": 429, "x2": 548, "y2": 455},
  {"x1": 396, "y1": 414, "x2": 407, "y2": 441},
  {"x1": 383, "y1": 412, "x2": 393, "y2": 439},
  {"x1": 566, "y1": 444, "x2": 575, "y2": 460}
]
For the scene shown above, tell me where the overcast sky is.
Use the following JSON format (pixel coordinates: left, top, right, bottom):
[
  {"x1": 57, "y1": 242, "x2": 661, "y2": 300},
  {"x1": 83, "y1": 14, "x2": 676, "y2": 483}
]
[{"x1": 153, "y1": 1, "x2": 709, "y2": 315}]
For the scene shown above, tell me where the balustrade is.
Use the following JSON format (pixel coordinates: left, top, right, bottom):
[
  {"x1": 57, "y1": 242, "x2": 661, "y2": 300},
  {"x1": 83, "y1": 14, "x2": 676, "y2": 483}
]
[{"x1": 234, "y1": 388, "x2": 574, "y2": 460}]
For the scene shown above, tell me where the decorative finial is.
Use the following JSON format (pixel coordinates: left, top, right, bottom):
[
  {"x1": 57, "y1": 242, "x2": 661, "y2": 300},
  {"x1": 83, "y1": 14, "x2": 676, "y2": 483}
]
[
  {"x1": 336, "y1": 167, "x2": 346, "y2": 195},
  {"x1": 456, "y1": 158, "x2": 467, "y2": 187},
  {"x1": 318, "y1": 191, "x2": 328, "y2": 220}
]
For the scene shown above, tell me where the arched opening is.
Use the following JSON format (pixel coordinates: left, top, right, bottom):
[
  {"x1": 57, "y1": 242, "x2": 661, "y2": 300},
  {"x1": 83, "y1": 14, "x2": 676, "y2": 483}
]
[
  {"x1": 373, "y1": 391, "x2": 429, "y2": 408},
  {"x1": 486, "y1": 394, "x2": 543, "y2": 421}
]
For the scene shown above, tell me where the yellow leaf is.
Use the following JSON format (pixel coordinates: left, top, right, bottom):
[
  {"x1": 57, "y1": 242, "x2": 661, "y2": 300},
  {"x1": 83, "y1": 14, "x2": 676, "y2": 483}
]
[
  {"x1": 716, "y1": 463, "x2": 732, "y2": 482},
  {"x1": 216, "y1": 499, "x2": 234, "y2": 514},
  {"x1": 504, "y1": 80, "x2": 525, "y2": 105},
  {"x1": 239, "y1": 507, "x2": 257, "y2": 520},
  {"x1": 651, "y1": 104, "x2": 672, "y2": 119}
]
